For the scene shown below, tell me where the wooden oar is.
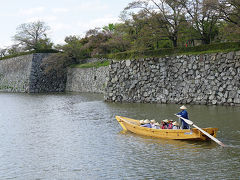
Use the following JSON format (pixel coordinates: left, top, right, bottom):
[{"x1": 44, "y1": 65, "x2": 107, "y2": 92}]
[{"x1": 175, "y1": 114, "x2": 225, "y2": 147}]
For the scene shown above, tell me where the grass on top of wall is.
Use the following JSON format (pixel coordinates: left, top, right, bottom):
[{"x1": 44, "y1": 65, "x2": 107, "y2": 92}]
[
  {"x1": 0, "y1": 49, "x2": 59, "y2": 61},
  {"x1": 70, "y1": 60, "x2": 110, "y2": 68},
  {"x1": 106, "y1": 42, "x2": 240, "y2": 60},
  {"x1": 0, "y1": 51, "x2": 34, "y2": 60}
]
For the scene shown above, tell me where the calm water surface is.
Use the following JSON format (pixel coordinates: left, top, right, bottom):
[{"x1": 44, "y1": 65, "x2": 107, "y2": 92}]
[{"x1": 0, "y1": 93, "x2": 239, "y2": 180}]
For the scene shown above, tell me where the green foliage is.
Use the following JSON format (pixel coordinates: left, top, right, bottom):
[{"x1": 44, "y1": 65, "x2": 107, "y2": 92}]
[
  {"x1": 61, "y1": 35, "x2": 90, "y2": 61},
  {"x1": 103, "y1": 23, "x2": 115, "y2": 32},
  {"x1": 35, "y1": 38, "x2": 54, "y2": 50},
  {"x1": 70, "y1": 60, "x2": 110, "y2": 68},
  {"x1": 217, "y1": 22, "x2": 240, "y2": 42}
]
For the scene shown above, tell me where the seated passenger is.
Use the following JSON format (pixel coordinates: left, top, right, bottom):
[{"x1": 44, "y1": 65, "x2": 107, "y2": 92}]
[
  {"x1": 161, "y1": 120, "x2": 168, "y2": 129},
  {"x1": 172, "y1": 122, "x2": 179, "y2": 129},
  {"x1": 168, "y1": 120, "x2": 173, "y2": 129},
  {"x1": 140, "y1": 119, "x2": 152, "y2": 128},
  {"x1": 153, "y1": 122, "x2": 160, "y2": 129},
  {"x1": 150, "y1": 119, "x2": 156, "y2": 128},
  {"x1": 139, "y1": 120, "x2": 144, "y2": 126}
]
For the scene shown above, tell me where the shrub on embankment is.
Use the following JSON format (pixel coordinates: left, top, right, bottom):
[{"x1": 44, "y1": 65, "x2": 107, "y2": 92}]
[{"x1": 72, "y1": 42, "x2": 240, "y2": 68}]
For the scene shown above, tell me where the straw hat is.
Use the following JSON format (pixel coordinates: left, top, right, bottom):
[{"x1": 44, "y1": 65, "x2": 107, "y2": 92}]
[
  {"x1": 173, "y1": 121, "x2": 179, "y2": 126},
  {"x1": 150, "y1": 119, "x2": 156, "y2": 123},
  {"x1": 162, "y1": 119, "x2": 168, "y2": 123},
  {"x1": 139, "y1": 120, "x2": 144, "y2": 124},
  {"x1": 144, "y1": 119, "x2": 150, "y2": 124},
  {"x1": 180, "y1": 105, "x2": 187, "y2": 110},
  {"x1": 155, "y1": 122, "x2": 160, "y2": 126}
]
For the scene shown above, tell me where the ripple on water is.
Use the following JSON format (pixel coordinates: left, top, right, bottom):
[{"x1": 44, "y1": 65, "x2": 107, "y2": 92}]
[{"x1": 0, "y1": 93, "x2": 239, "y2": 180}]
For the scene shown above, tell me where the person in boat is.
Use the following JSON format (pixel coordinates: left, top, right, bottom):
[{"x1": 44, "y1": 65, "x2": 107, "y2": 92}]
[
  {"x1": 172, "y1": 121, "x2": 179, "y2": 129},
  {"x1": 139, "y1": 120, "x2": 145, "y2": 125},
  {"x1": 150, "y1": 119, "x2": 156, "y2": 128},
  {"x1": 176, "y1": 105, "x2": 190, "y2": 129},
  {"x1": 160, "y1": 121, "x2": 164, "y2": 129},
  {"x1": 140, "y1": 119, "x2": 152, "y2": 128},
  {"x1": 153, "y1": 122, "x2": 160, "y2": 129},
  {"x1": 161, "y1": 120, "x2": 168, "y2": 129},
  {"x1": 168, "y1": 120, "x2": 174, "y2": 129}
]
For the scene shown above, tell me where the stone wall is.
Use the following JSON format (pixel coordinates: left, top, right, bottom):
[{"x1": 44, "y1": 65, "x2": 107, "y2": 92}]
[
  {"x1": 0, "y1": 54, "x2": 33, "y2": 92},
  {"x1": 1, "y1": 51, "x2": 240, "y2": 106},
  {"x1": 66, "y1": 66, "x2": 108, "y2": 93},
  {"x1": 0, "y1": 53, "x2": 66, "y2": 93},
  {"x1": 105, "y1": 51, "x2": 240, "y2": 106},
  {"x1": 29, "y1": 53, "x2": 66, "y2": 93}
]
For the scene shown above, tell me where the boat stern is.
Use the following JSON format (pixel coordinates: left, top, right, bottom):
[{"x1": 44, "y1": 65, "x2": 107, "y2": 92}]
[{"x1": 198, "y1": 128, "x2": 219, "y2": 140}]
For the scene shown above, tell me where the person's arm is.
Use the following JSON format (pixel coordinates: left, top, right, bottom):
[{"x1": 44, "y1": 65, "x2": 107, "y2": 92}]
[
  {"x1": 181, "y1": 111, "x2": 188, "y2": 119},
  {"x1": 177, "y1": 111, "x2": 183, "y2": 116}
]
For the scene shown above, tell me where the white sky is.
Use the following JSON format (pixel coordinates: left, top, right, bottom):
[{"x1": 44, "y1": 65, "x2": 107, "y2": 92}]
[{"x1": 0, "y1": 0, "x2": 133, "y2": 48}]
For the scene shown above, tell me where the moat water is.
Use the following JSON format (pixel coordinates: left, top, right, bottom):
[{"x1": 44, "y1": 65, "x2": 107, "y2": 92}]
[{"x1": 0, "y1": 93, "x2": 239, "y2": 180}]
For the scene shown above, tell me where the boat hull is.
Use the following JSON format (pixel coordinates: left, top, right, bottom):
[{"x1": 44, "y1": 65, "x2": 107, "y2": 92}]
[{"x1": 116, "y1": 116, "x2": 218, "y2": 141}]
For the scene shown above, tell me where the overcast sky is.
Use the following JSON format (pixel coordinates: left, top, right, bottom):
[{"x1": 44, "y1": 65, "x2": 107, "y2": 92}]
[{"x1": 0, "y1": 0, "x2": 133, "y2": 48}]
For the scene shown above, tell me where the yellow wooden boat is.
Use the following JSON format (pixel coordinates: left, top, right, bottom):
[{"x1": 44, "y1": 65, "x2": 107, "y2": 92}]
[{"x1": 116, "y1": 116, "x2": 218, "y2": 141}]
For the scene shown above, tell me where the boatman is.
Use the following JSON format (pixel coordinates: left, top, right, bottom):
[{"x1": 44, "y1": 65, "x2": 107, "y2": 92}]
[{"x1": 176, "y1": 105, "x2": 190, "y2": 129}]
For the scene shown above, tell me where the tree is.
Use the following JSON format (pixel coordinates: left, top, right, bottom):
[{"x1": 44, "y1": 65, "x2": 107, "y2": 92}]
[
  {"x1": 13, "y1": 21, "x2": 52, "y2": 50},
  {"x1": 62, "y1": 35, "x2": 89, "y2": 61},
  {"x1": 180, "y1": 0, "x2": 221, "y2": 44},
  {"x1": 217, "y1": 21, "x2": 240, "y2": 42},
  {"x1": 124, "y1": 0, "x2": 186, "y2": 47},
  {"x1": 218, "y1": 0, "x2": 240, "y2": 27},
  {"x1": 82, "y1": 28, "x2": 112, "y2": 56},
  {"x1": 103, "y1": 23, "x2": 115, "y2": 34}
]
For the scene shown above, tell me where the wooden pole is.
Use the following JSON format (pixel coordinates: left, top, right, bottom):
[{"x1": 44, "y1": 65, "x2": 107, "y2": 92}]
[{"x1": 175, "y1": 115, "x2": 225, "y2": 147}]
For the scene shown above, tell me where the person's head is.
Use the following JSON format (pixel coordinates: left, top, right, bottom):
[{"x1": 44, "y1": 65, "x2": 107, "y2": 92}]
[
  {"x1": 150, "y1": 119, "x2": 156, "y2": 124},
  {"x1": 173, "y1": 121, "x2": 179, "y2": 126},
  {"x1": 162, "y1": 119, "x2": 168, "y2": 124},
  {"x1": 144, "y1": 119, "x2": 150, "y2": 124},
  {"x1": 139, "y1": 120, "x2": 144, "y2": 125},
  {"x1": 169, "y1": 120, "x2": 173, "y2": 124},
  {"x1": 180, "y1": 105, "x2": 187, "y2": 110},
  {"x1": 155, "y1": 122, "x2": 160, "y2": 126}
]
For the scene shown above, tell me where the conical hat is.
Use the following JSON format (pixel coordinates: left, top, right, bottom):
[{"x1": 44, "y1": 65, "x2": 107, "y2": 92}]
[
  {"x1": 150, "y1": 119, "x2": 156, "y2": 123},
  {"x1": 139, "y1": 120, "x2": 144, "y2": 124},
  {"x1": 173, "y1": 121, "x2": 179, "y2": 126},
  {"x1": 144, "y1": 119, "x2": 150, "y2": 124},
  {"x1": 155, "y1": 122, "x2": 160, "y2": 126},
  {"x1": 180, "y1": 105, "x2": 187, "y2": 110}
]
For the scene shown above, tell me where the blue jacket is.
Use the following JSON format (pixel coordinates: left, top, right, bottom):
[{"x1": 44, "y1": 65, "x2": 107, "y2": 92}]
[
  {"x1": 141, "y1": 123, "x2": 152, "y2": 128},
  {"x1": 177, "y1": 110, "x2": 189, "y2": 129}
]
